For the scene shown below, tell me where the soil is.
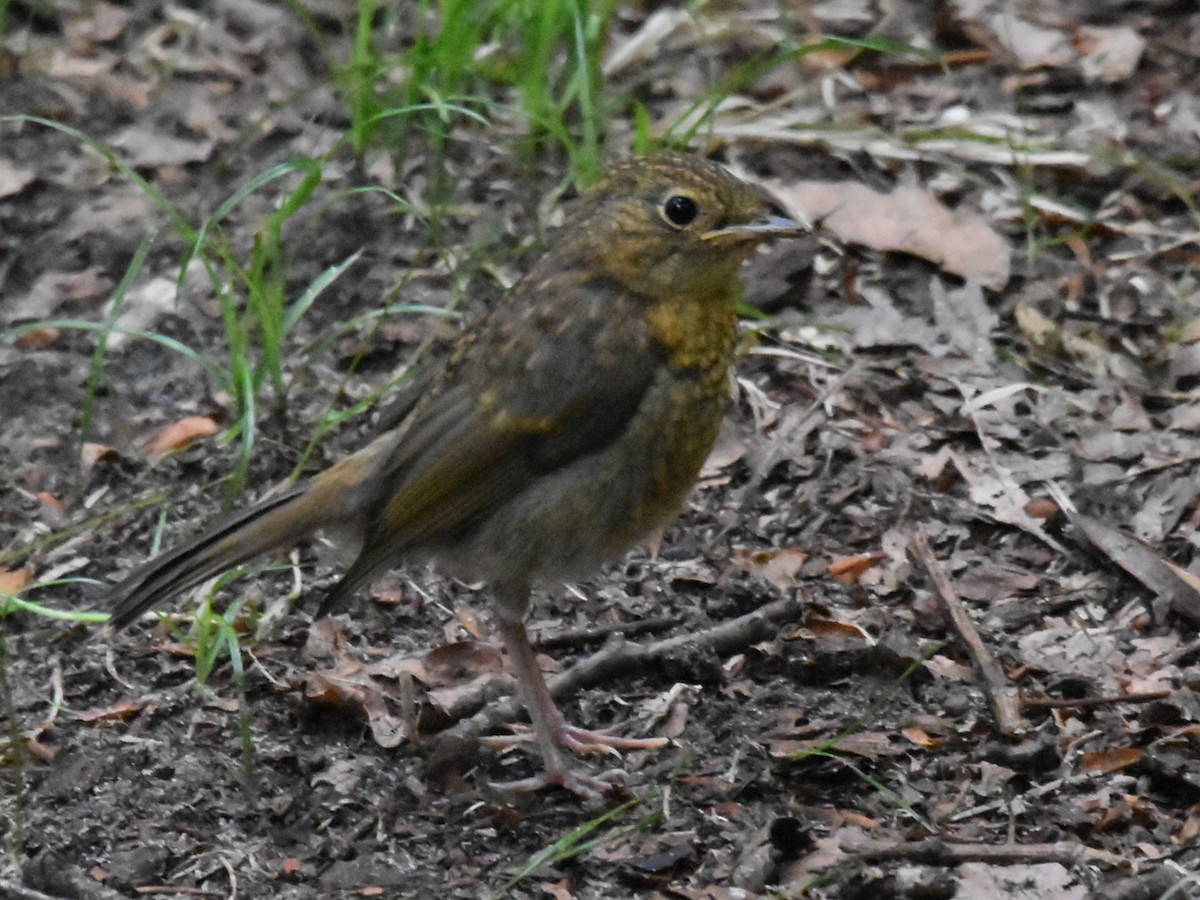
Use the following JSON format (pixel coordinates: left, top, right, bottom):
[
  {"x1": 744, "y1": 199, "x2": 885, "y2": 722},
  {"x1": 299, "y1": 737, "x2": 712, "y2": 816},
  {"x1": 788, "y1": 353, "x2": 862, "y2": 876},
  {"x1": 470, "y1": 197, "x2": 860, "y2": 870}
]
[{"x1": 3, "y1": 1, "x2": 1200, "y2": 898}]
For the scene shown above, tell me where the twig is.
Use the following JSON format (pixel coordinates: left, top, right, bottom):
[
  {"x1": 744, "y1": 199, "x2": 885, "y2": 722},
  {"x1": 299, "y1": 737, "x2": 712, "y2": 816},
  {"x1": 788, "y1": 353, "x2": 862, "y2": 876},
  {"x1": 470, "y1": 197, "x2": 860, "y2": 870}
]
[
  {"x1": 433, "y1": 596, "x2": 804, "y2": 746},
  {"x1": 908, "y1": 528, "x2": 1025, "y2": 736},
  {"x1": 0, "y1": 882, "x2": 61, "y2": 900},
  {"x1": 531, "y1": 615, "x2": 679, "y2": 650},
  {"x1": 846, "y1": 836, "x2": 1128, "y2": 869},
  {"x1": 1022, "y1": 690, "x2": 1172, "y2": 710}
]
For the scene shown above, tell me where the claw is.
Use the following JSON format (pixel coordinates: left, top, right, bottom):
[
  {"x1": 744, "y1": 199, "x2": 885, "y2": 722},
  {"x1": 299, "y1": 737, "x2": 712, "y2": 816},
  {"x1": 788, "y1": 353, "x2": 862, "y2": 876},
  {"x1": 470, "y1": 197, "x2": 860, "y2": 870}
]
[
  {"x1": 489, "y1": 767, "x2": 631, "y2": 801},
  {"x1": 482, "y1": 723, "x2": 669, "y2": 757}
]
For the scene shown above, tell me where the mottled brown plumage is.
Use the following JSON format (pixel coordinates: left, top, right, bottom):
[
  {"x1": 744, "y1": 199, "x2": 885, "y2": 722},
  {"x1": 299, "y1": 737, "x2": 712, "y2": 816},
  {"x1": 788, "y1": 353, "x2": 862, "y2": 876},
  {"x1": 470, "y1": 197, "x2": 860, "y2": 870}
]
[{"x1": 107, "y1": 152, "x2": 802, "y2": 796}]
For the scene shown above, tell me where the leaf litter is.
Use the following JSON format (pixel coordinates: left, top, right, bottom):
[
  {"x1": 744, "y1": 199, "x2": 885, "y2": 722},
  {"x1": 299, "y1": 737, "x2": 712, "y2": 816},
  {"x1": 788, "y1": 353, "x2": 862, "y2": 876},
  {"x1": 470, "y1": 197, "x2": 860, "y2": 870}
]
[{"x1": 2, "y1": 1, "x2": 1200, "y2": 898}]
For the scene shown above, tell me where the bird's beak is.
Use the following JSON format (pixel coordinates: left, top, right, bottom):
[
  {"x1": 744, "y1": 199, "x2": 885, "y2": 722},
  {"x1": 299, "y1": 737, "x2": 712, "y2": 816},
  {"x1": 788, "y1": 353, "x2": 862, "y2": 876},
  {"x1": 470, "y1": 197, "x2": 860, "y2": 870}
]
[{"x1": 702, "y1": 213, "x2": 808, "y2": 242}]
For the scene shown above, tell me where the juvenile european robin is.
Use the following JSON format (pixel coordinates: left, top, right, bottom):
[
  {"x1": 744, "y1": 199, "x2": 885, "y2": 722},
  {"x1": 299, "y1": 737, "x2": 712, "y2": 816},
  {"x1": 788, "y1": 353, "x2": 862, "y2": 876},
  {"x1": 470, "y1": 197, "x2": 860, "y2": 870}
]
[{"x1": 107, "y1": 152, "x2": 802, "y2": 796}]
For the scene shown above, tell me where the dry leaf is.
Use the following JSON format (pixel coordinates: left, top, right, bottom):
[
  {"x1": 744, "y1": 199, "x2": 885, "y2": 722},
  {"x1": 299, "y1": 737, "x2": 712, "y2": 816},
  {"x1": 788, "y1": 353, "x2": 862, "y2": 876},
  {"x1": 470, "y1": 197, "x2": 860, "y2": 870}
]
[
  {"x1": 0, "y1": 159, "x2": 36, "y2": 198},
  {"x1": 361, "y1": 689, "x2": 408, "y2": 748},
  {"x1": 1015, "y1": 300, "x2": 1060, "y2": 350},
  {"x1": 1045, "y1": 483, "x2": 1200, "y2": 624},
  {"x1": 603, "y1": 8, "x2": 693, "y2": 77},
  {"x1": 952, "y1": 452, "x2": 1068, "y2": 554},
  {"x1": 930, "y1": 279, "x2": 998, "y2": 364},
  {"x1": 801, "y1": 615, "x2": 872, "y2": 643},
  {"x1": 64, "y1": 1, "x2": 130, "y2": 43},
  {"x1": 14, "y1": 328, "x2": 61, "y2": 349},
  {"x1": 79, "y1": 700, "x2": 141, "y2": 723},
  {"x1": 828, "y1": 553, "x2": 882, "y2": 584},
  {"x1": 768, "y1": 179, "x2": 1011, "y2": 289},
  {"x1": 278, "y1": 858, "x2": 302, "y2": 876},
  {"x1": 1076, "y1": 25, "x2": 1145, "y2": 84},
  {"x1": 110, "y1": 124, "x2": 216, "y2": 167},
  {"x1": 901, "y1": 726, "x2": 944, "y2": 749},
  {"x1": 734, "y1": 547, "x2": 809, "y2": 590},
  {"x1": 1080, "y1": 747, "x2": 1143, "y2": 775},
  {"x1": 838, "y1": 810, "x2": 883, "y2": 830},
  {"x1": 926, "y1": 654, "x2": 975, "y2": 682},
  {"x1": 422, "y1": 640, "x2": 504, "y2": 686},
  {"x1": 0, "y1": 568, "x2": 33, "y2": 594},
  {"x1": 536, "y1": 878, "x2": 577, "y2": 900},
  {"x1": 1025, "y1": 496, "x2": 1060, "y2": 520},
  {"x1": 986, "y1": 14, "x2": 1073, "y2": 68},
  {"x1": 36, "y1": 491, "x2": 65, "y2": 513},
  {"x1": 958, "y1": 861, "x2": 1084, "y2": 900},
  {"x1": 140, "y1": 415, "x2": 220, "y2": 458}
]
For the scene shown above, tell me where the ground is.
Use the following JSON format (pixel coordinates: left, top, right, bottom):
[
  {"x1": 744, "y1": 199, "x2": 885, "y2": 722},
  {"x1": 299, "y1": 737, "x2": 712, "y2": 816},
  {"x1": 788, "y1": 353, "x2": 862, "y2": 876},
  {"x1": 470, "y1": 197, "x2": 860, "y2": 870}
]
[{"x1": 2, "y1": 1, "x2": 1200, "y2": 898}]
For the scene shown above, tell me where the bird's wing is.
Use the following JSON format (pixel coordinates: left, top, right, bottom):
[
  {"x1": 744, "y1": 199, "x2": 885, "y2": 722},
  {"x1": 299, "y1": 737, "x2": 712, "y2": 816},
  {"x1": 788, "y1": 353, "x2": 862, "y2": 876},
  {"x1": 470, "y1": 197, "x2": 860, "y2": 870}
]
[{"x1": 318, "y1": 271, "x2": 664, "y2": 611}]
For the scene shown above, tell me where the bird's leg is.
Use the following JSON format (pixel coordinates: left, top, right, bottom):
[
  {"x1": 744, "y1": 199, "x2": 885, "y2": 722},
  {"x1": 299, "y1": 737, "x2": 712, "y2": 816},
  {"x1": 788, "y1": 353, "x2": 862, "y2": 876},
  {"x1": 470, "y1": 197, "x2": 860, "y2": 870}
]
[{"x1": 488, "y1": 584, "x2": 666, "y2": 797}]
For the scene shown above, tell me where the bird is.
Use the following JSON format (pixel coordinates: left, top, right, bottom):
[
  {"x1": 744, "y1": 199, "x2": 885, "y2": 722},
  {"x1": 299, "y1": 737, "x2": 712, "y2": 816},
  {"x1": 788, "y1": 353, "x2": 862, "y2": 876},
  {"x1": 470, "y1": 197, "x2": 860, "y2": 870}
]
[{"x1": 106, "y1": 151, "x2": 803, "y2": 797}]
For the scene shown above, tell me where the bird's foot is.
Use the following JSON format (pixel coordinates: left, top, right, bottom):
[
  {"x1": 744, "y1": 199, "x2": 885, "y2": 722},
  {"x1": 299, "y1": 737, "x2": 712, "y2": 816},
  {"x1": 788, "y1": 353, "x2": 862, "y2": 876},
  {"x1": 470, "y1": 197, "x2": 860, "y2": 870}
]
[
  {"x1": 558, "y1": 724, "x2": 669, "y2": 755},
  {"x1": 481, "y1": 723, "x2": 669, "y2": 756},
  {"x1": 488, "y1": 766, "x2": 631, "y2": 801}
]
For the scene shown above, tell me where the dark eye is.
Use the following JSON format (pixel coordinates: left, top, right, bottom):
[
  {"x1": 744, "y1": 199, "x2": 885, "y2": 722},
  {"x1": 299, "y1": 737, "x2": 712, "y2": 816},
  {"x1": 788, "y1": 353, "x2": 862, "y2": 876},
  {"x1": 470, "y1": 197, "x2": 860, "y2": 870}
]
[{"x1": 662, "y1": 194, "x2": 699, "y2": 227}]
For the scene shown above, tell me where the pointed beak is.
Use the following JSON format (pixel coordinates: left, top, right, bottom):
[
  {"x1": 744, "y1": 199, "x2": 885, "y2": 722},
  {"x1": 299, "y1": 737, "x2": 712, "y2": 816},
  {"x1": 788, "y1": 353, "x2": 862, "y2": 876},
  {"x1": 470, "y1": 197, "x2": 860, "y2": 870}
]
[{"x1": 702, "y1": 211, "x2": 809, "y2": 242}]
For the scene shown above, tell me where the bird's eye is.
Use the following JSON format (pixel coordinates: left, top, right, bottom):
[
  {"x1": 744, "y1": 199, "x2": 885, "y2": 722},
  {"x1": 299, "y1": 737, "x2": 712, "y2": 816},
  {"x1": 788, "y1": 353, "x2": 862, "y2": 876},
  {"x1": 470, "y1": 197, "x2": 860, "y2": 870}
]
[{"x1": 662, "y1": 194, "x2": 699, "y2": 227}]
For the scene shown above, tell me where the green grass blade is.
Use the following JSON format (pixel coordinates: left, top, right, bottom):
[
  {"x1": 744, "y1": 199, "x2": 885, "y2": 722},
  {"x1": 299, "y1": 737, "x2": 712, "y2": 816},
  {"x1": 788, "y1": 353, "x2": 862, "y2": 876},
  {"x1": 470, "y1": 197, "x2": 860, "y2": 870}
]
[
  {"x1": 498, "y1": 793, "x2": 648, "y2": 893},
  {"x1": 225, "y1": 364, "x2": 258, "y2": 505},
  {"x1": 283, "y1": 250, "x2": 364, "y2": 334},
  {"x1": 0, "y1": 592, "x2": 111, "y2": 624}
]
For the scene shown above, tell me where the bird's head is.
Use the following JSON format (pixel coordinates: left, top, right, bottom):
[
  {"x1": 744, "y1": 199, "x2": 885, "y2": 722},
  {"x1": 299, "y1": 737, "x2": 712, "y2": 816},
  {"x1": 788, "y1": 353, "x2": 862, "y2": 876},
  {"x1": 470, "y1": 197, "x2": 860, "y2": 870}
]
[{"x1": 558, "y1": 152, "x2": 804, "y2": 299}]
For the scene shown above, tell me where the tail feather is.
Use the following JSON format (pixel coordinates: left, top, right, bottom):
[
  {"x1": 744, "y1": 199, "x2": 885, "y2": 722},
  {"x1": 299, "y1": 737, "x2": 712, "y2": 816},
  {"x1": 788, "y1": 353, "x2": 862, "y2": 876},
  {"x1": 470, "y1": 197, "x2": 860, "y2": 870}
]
[{"x1": 108, "y1": 486, "x2": 314, "y2": 628}]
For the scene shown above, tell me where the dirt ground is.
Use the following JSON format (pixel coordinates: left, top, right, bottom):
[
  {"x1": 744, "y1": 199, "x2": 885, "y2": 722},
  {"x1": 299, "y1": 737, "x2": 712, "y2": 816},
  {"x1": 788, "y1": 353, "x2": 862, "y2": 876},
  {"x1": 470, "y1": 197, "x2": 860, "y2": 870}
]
[{"x1": 3, "y1": 1, "x2": 1200, "y2": 898}]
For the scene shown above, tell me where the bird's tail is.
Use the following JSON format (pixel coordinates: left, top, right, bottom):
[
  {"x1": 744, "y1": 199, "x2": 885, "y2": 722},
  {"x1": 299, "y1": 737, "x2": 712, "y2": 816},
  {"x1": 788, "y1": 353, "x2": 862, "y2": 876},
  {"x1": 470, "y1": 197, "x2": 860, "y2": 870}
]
[{"x1": 107, "y1": 485, "x2": 320, "y2": 628}]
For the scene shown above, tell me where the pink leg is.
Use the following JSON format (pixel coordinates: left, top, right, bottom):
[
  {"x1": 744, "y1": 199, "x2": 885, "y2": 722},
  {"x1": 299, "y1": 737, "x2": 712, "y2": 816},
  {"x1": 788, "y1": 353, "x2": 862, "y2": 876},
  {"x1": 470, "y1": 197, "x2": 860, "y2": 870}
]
[{"x1": 491, "y1": 616, "x2": 666, "y2": 798}]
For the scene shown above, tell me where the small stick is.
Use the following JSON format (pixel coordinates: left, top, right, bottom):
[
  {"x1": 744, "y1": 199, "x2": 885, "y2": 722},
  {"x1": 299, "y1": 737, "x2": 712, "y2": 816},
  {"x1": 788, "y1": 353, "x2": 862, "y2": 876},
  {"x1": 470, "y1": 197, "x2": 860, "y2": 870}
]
[
  {"x1": 434, "y1": 596, "x2": 804, "y2": 746},
  {"x1": 847, "y1": 836, "x2": 1127, "y2": 869},
  {"x1": 1022, "y1": 690, "x2": 1172, "y2": 710},
  {"x1": 532, "y1": 615, "x2": 679, "y2": 650},
  {"x1": 909, "y1": 528, "x2": 1025, "y2": 736}
]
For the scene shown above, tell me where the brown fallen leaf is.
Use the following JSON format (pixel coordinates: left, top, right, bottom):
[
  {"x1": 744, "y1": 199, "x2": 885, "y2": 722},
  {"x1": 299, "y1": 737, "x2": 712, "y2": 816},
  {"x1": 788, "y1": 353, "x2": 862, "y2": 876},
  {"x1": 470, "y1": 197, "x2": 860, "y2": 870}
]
[
  {"x1": 827, "y1": 553, "x2": 882, "y2": 584},
  {"x1": 422, "y1": 640, "x2": 504, "y2": 687},
  {"x1": 0, "y1": 568, "x2": 33, "y2": 594},
  {"x1": 305, "y1": 665, "x2": 410, "y2": 749},
  {"x1": 36, "y1": 491, "x2": 65, "y2": 513},
  {"x1": 13, "y1": 327, "x2": 60, "y2": 349},
  {"x1": 1080, "y1": 747, "x2": 1143, "y2": 776},
  {"x1": 801, "y1": 615, "x2": 872, "y2": 643},
  {"x1": 765, "y1": 179, "x2": 1011, "y2": 290},
  {"x1": 278, "y1": 858, "x2": 302, "y2": 877},
  {"x1": 78, "y1": 700, "x2": 141, "y2": 723},
  {"x1": 733, "y1": 546, "x2": 809, "y2": 591},
  {"x1": 901, "y1": 726, "x2": 945, "y2": 750},
  {"x1": 140, "y1": 415, "x2": 220, "y2": 458},
  {"x1": 1025, "y1": 496, "x2": 1061, "y2": 521},
  {"x1": 360, "y1": 689, "x2": 408, "y2": 748},
  {"x1": 81, "y1": 442, "x2": 120, "y2": 471}
]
